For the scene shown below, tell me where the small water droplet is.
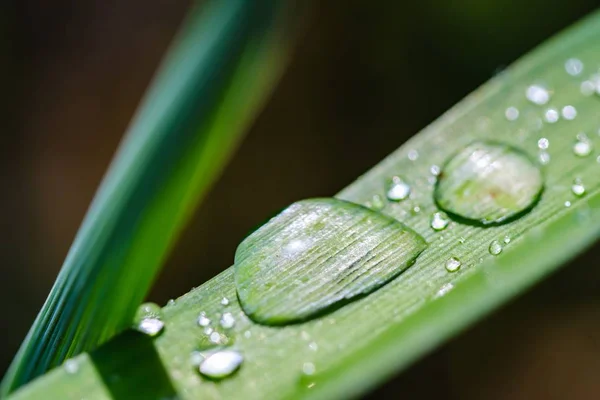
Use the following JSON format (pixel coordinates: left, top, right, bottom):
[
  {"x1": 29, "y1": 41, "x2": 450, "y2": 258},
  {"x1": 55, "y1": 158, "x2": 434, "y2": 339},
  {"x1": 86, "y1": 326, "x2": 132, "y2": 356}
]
[
  {"x1": 537, "y1": 138, "x2": 549, "y2": 150},
  {"x1": 503, "y1": 235, "x2": 511, "y2": 244},
  {"x1": 137, "y1": 318, "x2": 165, "y2": 337},
  {"x1": 564, "y1": 58, "x2": 584, "y2": 76},
  {"x1": 302, "y1": 362, "x2": 316, "y2": 376},
  {"x1": 386, "y1": 176, "x2": 411, "y2": 201},
  {"x1": 197, "y1": 313, "x2": 211, "y2": 327},
  {"x1": 136, "y1": 302, "x2": 163, "y2": 319},
  {"x1": 543, "y1": 109, "x2": 559, "y2": 123},
  {"x1": 209, "y1": 331, "x2": 223, "y2": 344},
  {"x1": 198, "y1": 350, "x2": 243, "y2": 380},
  {"x1": 581, "y1": 80, "x2": 596, "y2": 96},
  {"x1": 572, "y1": 179, "x2": 585, "y2": 196},
  {"x1": 408, "y1": 149, "x2": 419, "y2": 161},
  {"x1": 166, "y1": 299, "x2": 176, "y2": 307},
  {"x1": 412, "y1": 205, "x2": 421, "y2": 214},
  {"x1": 565, "y1": 201, "x2": 572, "y2": 208},
  {"x1": 573, "y1": 140, "x2": 592, "y2": 157},
  {"x1": 445, "y1": 257, "x2": 461, "y2": 272},
  {"x1": 430, "y1": 165, "x2": 441, "y2": 176},
  {"x1": 538, "y1": 151, "x2": 551, "y2": 165},
  {"x1": 526, "y1": 84, "x2": 550, "y2": 105},
  {"x1": 430, "y1": 212, "x2": 450, "y2": 231},
  {"x1": 458, "y1": 237, "x2": 466, "y2": 244},
  {"x1": 204, "y1": 326, "x2": 214, "y2": 335},
  {"x1": 597, "y1": 155, "x2": 600, "y2": 164},
  {"x1": 489, "y1": 240, "x2": 503, "y2": 256},
  {"x1": 64, "y1": 359, "x2": 79, "y2": 374},
  {"x1": 561, "y1": 105, "x2": 577, "y2": 120},
  {"x1": 435, "y1": 141, "x2": 544, "y2": 225},
  {"x1": 369, "y1": 194, "x2": 385, "y2": 210},
  {"x1": 220, "y1": 297, "x2": 230, "y2": 306},
  {"x1": 220, "y1": 313, "x2": 236, "y2": 329},
  {"x1": 243, "y1": 330, "x2": 252, "y2": 339},
  {"x1": 308, "y1": 342, "x2": 318, "y2": 352},
  {"x1": 505, "y1": 107, "x2": 519, "y2": 121}
]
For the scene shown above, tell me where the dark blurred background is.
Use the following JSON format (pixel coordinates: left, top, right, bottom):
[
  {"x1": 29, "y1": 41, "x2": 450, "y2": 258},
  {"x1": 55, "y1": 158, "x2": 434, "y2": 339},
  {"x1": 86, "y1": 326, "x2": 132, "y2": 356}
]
[{"x1": 2, "y1": 1, "x2": 600, "y2": 399}]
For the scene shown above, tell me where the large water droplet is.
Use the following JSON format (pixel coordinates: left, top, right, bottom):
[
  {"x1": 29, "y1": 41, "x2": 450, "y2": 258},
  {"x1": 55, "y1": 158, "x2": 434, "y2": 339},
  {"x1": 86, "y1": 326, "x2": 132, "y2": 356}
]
[
  {"x1": 135, "y1": 302, "x2": 164, "y2": 337},
  {"x1": 198, "y1": 350, "x2": 243, "y2": 380},
  {"x1": 434, "y1": 141, "x2": 544, "y2": 225},
  {"x1": 445, "y1": 257, "x2": 461, "y2": 272},
  {"x1": 526, "y1": 84, "x2": 551, "y2": 105},
  {"x1": 489, "y1": 240, "x2": 503, "y2": 256},
  {"x1": 386, "y1": 176, "x2": 411, "y2": 201},
  {"x1": 234, "y1": 198, "x2": 427, "y2": 324}
]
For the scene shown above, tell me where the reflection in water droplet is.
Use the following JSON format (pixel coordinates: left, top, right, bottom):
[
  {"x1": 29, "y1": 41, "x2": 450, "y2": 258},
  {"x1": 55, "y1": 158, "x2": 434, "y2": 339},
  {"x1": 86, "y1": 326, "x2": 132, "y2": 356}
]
[
  {"x1": 543, "y1": 109, "x2": 559, "y2": 123},
  {"x1": 526, "y1": 84, "x2": 550, "y2": 105},
  {"x1": 489, "y1": 240, "x2": 503, "y2": 256},
  {"x1": 302, "y1": 362, "x2": 316, "y2": 376},
  {"x1": 234, "y1": 199, "x2": 427, "y2": 325},
  {"x1": 505, "y1": 107, "x2": 519, "y2": 121},
  {"x1": 435, "y1": 141, "x2": 544, "y2": 225},
  {"x1": 220, "y1": 313, "x2": 236, "y2": 329},
  {"x1": 573, "y1": 140, "x2": 592, "y2": 157},
  {"x1": 572, "y1": 179, "x2": 586, "y2": 196},
  {"x1": 386, "y1": 177, "x2": 411, "y2": 201},
  {"x1": 198, "y1": 350, "x2": 243, "y2": 380},
  {"x1": 537, "y1": 138, "x2": 549, "y2": 150},
  {"x1": 198, "y1": 313, "x2": 211, "y2": 327},
  {"x1": 565, "y1": 58, "x2": 584, "y2": 76},
  {"x1": 64, "y1": 359, "x2": 79, "y2": 375},
  {"x1": 445, "y1": 257, "x2": 461, "y2": 272},
  {"x1": 430, "y1": 212, "x2": 450, "y2": 231},
  {"x1": 562, "y1": 105, "x2": 577, "y2": 120}
]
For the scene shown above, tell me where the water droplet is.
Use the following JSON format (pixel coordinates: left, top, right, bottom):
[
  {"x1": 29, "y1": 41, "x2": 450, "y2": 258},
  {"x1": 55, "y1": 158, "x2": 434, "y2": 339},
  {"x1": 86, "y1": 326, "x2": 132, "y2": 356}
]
[
  {"x1": 543, "y1": 109, "x2": 559, "y2": 123},
  {"x1": 564, "y1": 58, "x2": 584, "y2": 76},
  {"x1": 386, "y1": 176, "x2": 411, "y2": 201},
  {"x1": 537, "y1": 138, "x2": 549, "y2": 150},
  {"x1": 597, "y1": 155, "x2": 600, "y2": 164},
  {"x1": 435, "y1": 141, "x2": 544, "y2": 225},
  {"x1": 435, "y1": 283, "x2": 454, "y2": 298},
  {"x1": 445, "y1": 257, "x2": 461, "y2": 272},
  {"x1": 561, "y1": 105, "x2": 577, "y2": 120},
  {"x1": 136, "y1": 302, "x2": 163, "y2": 319},
  {"x1": 220, "y1": 297, "x2": 230, "y2": 306},
  {"x1": 572, "y1": 179, "x2": 585, "y2": 196},
  {"x1": 302, "y1": 362, "x2": 316, "y2": 376},
  {"x1": 166, "y1": 299, "x2": 176, "y2": 307},
  {"x1": 197, "y1": 313, "x2": 211, "y2": 327},
  {"x1": 220, "y1": 313, "x2": 236, "y2": 329},
  {"x1": 209, "y1": 331, "x2": 223, "y2": 344},
  {"x1": 308, "y1": 342, "x2": 318, "y2": 352},
  {"x1": 573, "y1": 140, "x2": 592, "y2": 157},
  {"x1": 458, "y1": 237, "x2": 466, "y2": 244},
  {"x1": 430, "y1": 165, "x2": 441, "y2": 176},
  {"x1": 526, "y1": 84, "x2": 550, "y2": 105},
  {"x1": 234, "y1": 198, "x2": 427, "y2": 324},
  {"x1": 505, "y1": 107, "x2": 519, "y2": 121},
  {"x1": 137, "y1": 318, "x2": 164, "y2": 337},
  {"x1": 581, "y1": 80, "x2": 596, "y2": 96},
  {"x1": 538, "y1": 151, "x2": 550, "y2": 165},
  {"x1": 64, "y1": 359, "x2": 79, "y2": 374},
  {"x1": 565, "y1": 201, "x2": 572, "y2": 208},
  {"x1": 489, "y1": 240, "x2": 503, "y2": 256},
  {"x1": 503, "y1": 235, "x2": 511, "y2": 244},
  {"x1": 198, "y1": 350, "x2": 243, "y2": 380},
  {"x1": 243, "y1": 330, "x2": 252, "y2": 339},
  {"x1": 408, "y1": 149, "x2": 419, "y2": 161},
  {"x1": 369, "y1": 194, "x2": 385, "y2": 210},
  {"x1": 430, "y1": 212, "x2": 450, "y2": 231}
]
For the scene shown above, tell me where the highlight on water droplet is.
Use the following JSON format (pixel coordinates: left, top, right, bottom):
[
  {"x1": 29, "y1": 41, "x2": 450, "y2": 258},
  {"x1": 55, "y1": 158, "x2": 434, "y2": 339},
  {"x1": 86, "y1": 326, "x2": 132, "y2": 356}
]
[
  {"x1": 543, "y1": 109, "x2": 559, "y2": 123},
  {"x1": 489, "y1": 240, "x2": 503, "y2": 256},
  {"x1": 572, "y1": 179, "x2": 585, "y2": 197},
  {"x1": 197, "y1": 350, "x2": 244, "y2": 380},
  {"x1": 134, "y1": 302, "x2": 165, "y2": 337},
  {"x1": 234, "y1": 198, "x2": 427, "y2": 325},
  {"x1": 564, "y1": 58, "x2": 584, "y2": 76},
  {"x1": 505, "y1": 107, "x2": 519, "y2": 121},
  {"x1": 197, "y1": 312, "x2": 211, "y2": 327},
  {"x1": 220, "y1": 313, "x2": 236, "y2": 329},
  {"x1": 561, "y1": 105, "x2": 577, "y2": 120},
  {"x1": 573, "y1": 140, "x2": 592, "y2": 157},
  {"x1": 503, "y1": 235, "x2": 511, "y2": 244},
  {"x1": 137, "y1": 318, "x2": 165, "y2": 337},
  {"x1": 221, "y1": 297, "x2": 230, "y2": 306},
  {"x1": 430, "y1": 212, "x2": 450, "y2": 231},
  {"x1": 434, "y1": 141, "x2": 544, "y2": 225},
  {"x1": 386, "y1": 176, "x2": 411, "y2": 201},
  {"x1": 445, "y1": 257, "x2": 461, "y2": 272},
  {"x1": 526, "y1": 84, "x2": 550, "y2": 105},
  {"x1": 565, "y1": 201, "x2": 572, "y2": 208},
  {"x1": 537, "y1": 138, "x2": 549, "y2": 150}
]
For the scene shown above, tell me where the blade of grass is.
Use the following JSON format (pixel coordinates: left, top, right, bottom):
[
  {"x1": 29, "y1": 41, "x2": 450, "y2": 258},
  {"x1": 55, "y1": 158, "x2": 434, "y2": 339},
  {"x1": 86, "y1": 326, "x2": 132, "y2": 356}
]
[
  {"x1": 8, "y1": 7, "x2": 600, "y2": 400},
  {"x1": 1, "y1": 0, "x2": 294, "y2": 395}
]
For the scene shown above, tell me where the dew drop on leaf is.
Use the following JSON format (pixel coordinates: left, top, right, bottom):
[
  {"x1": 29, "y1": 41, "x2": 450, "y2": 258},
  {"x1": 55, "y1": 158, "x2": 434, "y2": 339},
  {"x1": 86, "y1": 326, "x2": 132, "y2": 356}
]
[
  {"x1": 505, "y1": 107, "x2": 519, "y2": 121},
  {"x1": 526, "y1": 84, "x2": 551, "y2": 105},
  {"x1": 489, "y1": 240, "x2": 503, "y2": 256},
  {"x1": 572, "y1": 179, "x2": 586, "y2": 196},
  {"x1": 430, "y1": 212, "x2": 450, "y2": 231},
  {"x1": 573, "y1": 140, "x2": 592, "y2": 157},
  {"x1": 385, "y1": 176, "x2": 411, "y2": 201},
  {"x1": 63, "y1": 359, "x2": 79, "y2": 375},
  {"x1": 134, "y1": 302, "x2": 165, "y2": 337},
  {"x1": 434, "y1": 141, "x2": 544, "y2": 225},
  {"x1": 445, "y1": 257, "x2": 461, "y2": 272},
  {"x1": 137, "y1": 318, "x2": 164, "y2": 337},
  {"x1": 220, "y1": 313, "x2": 236, "y2": 329},
  {"x1": 197, "y1": 312, "x2": 211, "y2": 327},
  {"x1": 564, "y1": 58, "x2": 584, "y2": 76},
  {"x1": 234, "y1": 198, "x2": 427, "y2": 325},
  {"x1": 561, "y1": 105, "x2": 577, "y2": 120},
  {"x1": 198, "y1": 350, "x2": 243, "y2": 380},
  {"x1": 543, "y1": 109, "x2": 559, "y2": 123}
]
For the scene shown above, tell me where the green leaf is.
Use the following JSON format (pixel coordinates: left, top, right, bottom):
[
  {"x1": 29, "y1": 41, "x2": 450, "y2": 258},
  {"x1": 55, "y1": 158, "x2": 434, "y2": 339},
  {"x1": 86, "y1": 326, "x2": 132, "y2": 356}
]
[
  {"x1": 8, "y1": 8, "x2": 600, "y2": 400},
  {"x1": 1, "y1": 0, "x2": 293, "y2": 395}
]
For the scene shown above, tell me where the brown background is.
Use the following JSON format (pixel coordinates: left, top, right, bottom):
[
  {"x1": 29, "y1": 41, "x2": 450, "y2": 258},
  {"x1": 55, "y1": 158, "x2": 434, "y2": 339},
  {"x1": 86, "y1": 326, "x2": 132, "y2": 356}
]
[{"x1": 2, "y1": 1, "x2": 600, "y2": 398}]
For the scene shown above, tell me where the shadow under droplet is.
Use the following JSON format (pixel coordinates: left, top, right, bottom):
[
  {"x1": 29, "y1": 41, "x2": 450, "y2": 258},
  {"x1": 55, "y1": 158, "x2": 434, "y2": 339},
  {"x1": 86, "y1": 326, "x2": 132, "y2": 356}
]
[{"x1": 90, "y1": 330, "x2": 178, "y2": 400}]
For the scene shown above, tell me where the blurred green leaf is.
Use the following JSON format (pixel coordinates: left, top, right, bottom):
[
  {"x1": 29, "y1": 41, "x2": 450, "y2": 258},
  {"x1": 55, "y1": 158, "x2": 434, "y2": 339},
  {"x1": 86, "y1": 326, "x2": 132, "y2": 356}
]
[
  {"x1": 1, "y1": 0, "x2": 293, "y2": 395},
  {"x1": 8, "y1": 6, "x2": 600, "y2": 400}
]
